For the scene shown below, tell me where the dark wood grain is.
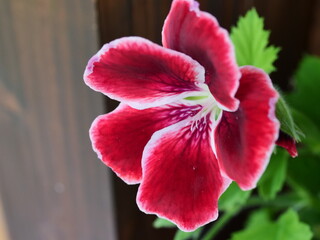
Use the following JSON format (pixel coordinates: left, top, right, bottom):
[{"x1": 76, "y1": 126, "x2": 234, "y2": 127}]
[
  {"x1": 96, "y1": 1, "x2": 319, "y2": 240},
  {"x1": 0, "y1": 0, "x2": 116, "y2": 239},
  {"x1": 309, "y1": 0, "x2": 320, "y2": 55}
]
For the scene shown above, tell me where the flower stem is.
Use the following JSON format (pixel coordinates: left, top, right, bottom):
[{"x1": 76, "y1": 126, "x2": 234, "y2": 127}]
[
  {"x1": 201, "y1": 206, "x2": 241, "y2": 240},
  {"x1": 245, "y1": 193, "x2": 305, "y2": 209}
]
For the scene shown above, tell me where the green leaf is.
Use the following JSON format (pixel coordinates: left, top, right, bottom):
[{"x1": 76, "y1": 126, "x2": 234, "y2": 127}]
[
  {"x1": 174, "y1": 228, "x2": 202, "y2": 240},
  {"x1": 287, "y1": 154, "x2": 320, "y2": 198},
  {"x1": 258, "y1": 148, "x2": 289, "y2": 200},
  {"x1": 231, "y1": 209, "x2": 313, "y2": 240},
  {"x1": 230, "y1": 8, "x2": 280, "y2": 74},
  {"x1": 276, "y1": 92, "x2": 303, "y2": 142},
  {"x1": 277, "y1": 209, "x2": 313, "y2": 240},
  {"x1": 245, "y1": 209, "x2": 272, "y2": 228},
  {"x1": 219, "y1": 182, "x2": 251, "y2": 212},
  {"x1": 286, "y1": 55, "x2": 320, "y2": 124},
  {"x1": 298, "y1": 207, "x2": 320, "y2": 239},
  {"x1": 153, "y1": 217, "x2": 176, "y2": 229},
  {"x1": 290, "y1": 109, "x2": 320, "y2": 154}
]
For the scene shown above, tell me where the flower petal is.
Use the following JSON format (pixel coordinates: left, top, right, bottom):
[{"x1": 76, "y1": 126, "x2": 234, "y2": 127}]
[
  {"x1": 84, "y1": 37, "x2": 206, "y2": 110},
  {"x1": 162, "y1": 0, "x2": 240, "y2": 111},
  {"x1": 214, "y1": 66, "x2": 279, "y2": 190},
  {"x1": 137, "y1": 116, "x2": 231, "y2": 231},
  {"x1": 276, "y1": 131, "x2": 298, "y2": 157},
  {"x1": 90, "y1": 103, "x2": 203, "y2": 184}
]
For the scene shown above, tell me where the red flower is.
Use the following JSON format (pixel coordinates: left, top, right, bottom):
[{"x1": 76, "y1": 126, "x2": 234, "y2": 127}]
[
  {"x1": 276, "y1": 131, "x2": 298, "y2": 157},
  {"x1": 84, "y1": 0, "x2": 279, "y2": 231}
]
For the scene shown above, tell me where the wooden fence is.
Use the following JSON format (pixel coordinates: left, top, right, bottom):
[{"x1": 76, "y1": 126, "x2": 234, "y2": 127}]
[{"x1": 0, "y1": 0, "x2": 319, "y2": 239}]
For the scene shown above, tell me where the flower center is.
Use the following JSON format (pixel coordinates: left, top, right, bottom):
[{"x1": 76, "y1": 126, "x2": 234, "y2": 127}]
[{"x1": 184, "y1": 84, "x2": 222, "y2": 132}]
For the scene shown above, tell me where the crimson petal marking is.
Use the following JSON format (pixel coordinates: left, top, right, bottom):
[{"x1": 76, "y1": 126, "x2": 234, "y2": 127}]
[
  {"x1": 137, "y1": 117, "x2": 231, "y2": 231},
  {"x1": 276, "y1": 131, "x2": 298, "y2": 157},
  {"x1": 84, "y1": 37, "x2": 205, "y2": 110},
  {"x1": 214, "y1": 66, "x2": 279, "y2": 190},
  {"x1": 90, "y1": 103, "x2": 202, "y2": 184},
  {"x1": 162, "y1": 0, "x2": 240, "y2": 111}
]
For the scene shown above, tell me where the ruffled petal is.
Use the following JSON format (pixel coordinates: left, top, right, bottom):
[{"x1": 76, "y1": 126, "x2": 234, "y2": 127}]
[
  {"x1": 90, "y1": 103, "x2": 203, "y2": 184},
  {"x1": 137, "y1": 116, "x2": 231, "y2": 231},
  {"x1": 84, "y1": 37, "x2": 206, "y2": 110},
  {"x1": 162, "y1": 0, "x2": 240, "y2": 111},
  {"x1": 276, "y1": 131, "x2": 298, "y2": 157},
  {"x1": 214, "y1": 66, "x2": 279, "y2": 190}
]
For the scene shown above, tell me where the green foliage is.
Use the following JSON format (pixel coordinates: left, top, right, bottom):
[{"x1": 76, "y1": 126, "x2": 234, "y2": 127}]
[
  {"x1": 290, "y1": 109, "x2": 320, "y2": 154},
  {"x1": 286, "y1": 56, "x2": 320, "y2": 124},
  {"x1": 245, "y1": 209, "x2": 272, "y2": 228},
  {"x1": 258, "y1": 148, "x2": 288, "y2": 200},
  {"x1": 219, "y1": 182, "x2": 251, "y2": 212},
  {"x1": 287, "y1": 154, "x2": 320, "y2": 200},
  {"x1": 276, "y1": 210, "x2": 313, "y2": 240},
  {"x1": 173, "y1": 228, "x2": 202, "y2": 240},
  {"x1": 285, "y1": 55, "x2": 320, "y2": 234},
  {"x1": 231, "y1": 209, "x2": 313, "y2": 240},
  {"x1": 153, "y1": 217, "x2": 176, "y2": 228},
  {"x1": 276, "y1": 93, "x2": 303, "y2": 142},
  {"x1": 285, "y1": 55, "x2": 320, "y2": 154},
  {"x1": 230, "y1": 8, "x2": 280, "y2": 74},
  {"x1": 283, "y1": 55, "x2": 320, "y2": 239},
  {"x1": 298, "y1": 207, "x2": 320, "y2": 239}
]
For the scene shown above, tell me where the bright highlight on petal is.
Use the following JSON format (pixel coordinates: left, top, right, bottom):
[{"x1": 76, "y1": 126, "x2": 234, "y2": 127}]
[
  {"x1": 137, "y1": 118, "x2": 230, "y2": 232},
  {"x1": 214, "y1": 66, "x2": 279, "y2": 190},
  {"x1": 162, "y1": 0, "x2": 240, "y2": 111},
  {"x1": 84, "y1": 37, "x2": 205, "y2": 110}
]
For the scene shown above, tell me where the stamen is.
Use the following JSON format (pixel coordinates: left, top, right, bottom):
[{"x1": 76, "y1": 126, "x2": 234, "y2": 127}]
[
  {"x1": 186, "y1": 93, "x2": 222, "y2": 133},
  {"x1": 184, "y1": 96, "x2": 208, "y2": 101}
]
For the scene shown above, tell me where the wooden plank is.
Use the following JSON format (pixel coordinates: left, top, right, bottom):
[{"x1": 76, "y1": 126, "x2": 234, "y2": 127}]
[
  {"x1": 309, "y1": 0, "x2": 320, "y2": 55},
  {"x1": 0, "y1": 198, "x2": 9, "y2": 240},
  {"x1": 0, "y1": 0, "x2": 117, "y2": 239}
]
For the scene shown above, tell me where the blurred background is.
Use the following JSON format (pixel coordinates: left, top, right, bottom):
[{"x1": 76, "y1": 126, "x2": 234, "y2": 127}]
[{"x1": 0, "y1": 0, "x2": 319, "y2": 239}]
